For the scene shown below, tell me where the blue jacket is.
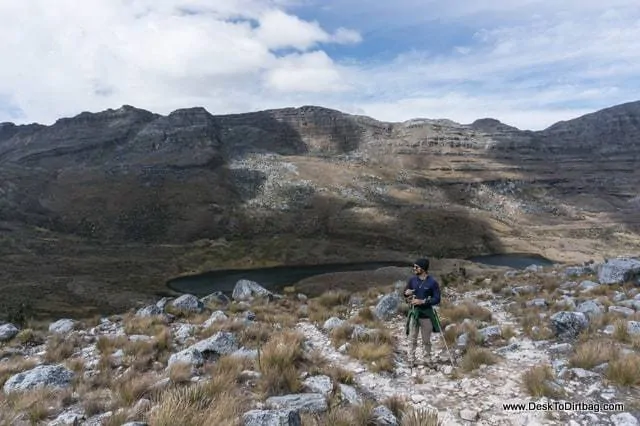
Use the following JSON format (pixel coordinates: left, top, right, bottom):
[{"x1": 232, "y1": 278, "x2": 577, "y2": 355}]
[{"x1": 404, "y1": 275, "x2": 441, "y2": 310}]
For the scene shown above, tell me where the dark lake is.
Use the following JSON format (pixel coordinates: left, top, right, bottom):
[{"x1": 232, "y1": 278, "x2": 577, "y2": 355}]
[
  {"x1": 466, "y1": 253, "x2": 555, "y2": 269},
  {"x1": 166, "y1": 253, "x2": 555, "y2": 296},
  {"x1": 166, "y1": 261, "x2": 412, "y2": 297}
]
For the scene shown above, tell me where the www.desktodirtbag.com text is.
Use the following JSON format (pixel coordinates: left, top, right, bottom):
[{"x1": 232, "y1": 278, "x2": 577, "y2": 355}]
[{"x1": 503, "y1": 401, "x2": 625, "y2": 412}]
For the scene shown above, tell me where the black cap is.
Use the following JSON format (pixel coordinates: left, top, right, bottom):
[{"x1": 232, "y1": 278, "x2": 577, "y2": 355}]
[{"x1": 414, "y1": 258, "x2": 429, "y2": 271}]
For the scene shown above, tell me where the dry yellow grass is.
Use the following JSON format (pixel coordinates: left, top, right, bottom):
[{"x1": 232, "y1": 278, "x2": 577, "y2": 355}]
[
  {"x1": 605, "y1": 353, "x2": 640, "y2": 387},
  {"x1": 347, "y1": 342, "x2": 395, "y2": 373},
  {"x1": 1, "y1": 388, "x2": 74, "y2": 425},
  {"x1": 0, "y1": 357, "x2": 38, "y2": 388},
  {"x1": 400, "y1": 407, "x2": 442, "y2": 426},
  {"x1": 111, "y1": 372, "x2": 156, "y2": 408},
  {"x1": 122, "y1": 314, "x2": 167, "y2": 336},
  {"x1": 569, "y1": 340, "x2": 619, "y2": 369},
  {"x1": 44, "y1": 333, "x2": 82, "y2": 363},
  {"x1": 256, "y1": 330, "x2": 306, "y2": 396},
  {"x1": 149, "y1": 382, "x2": 247, "y2": 426},
  {"x1": 522, "y1": 364, "x2": 564, "y2": 398},
  {"x1": 438, "y1": 300, "x2": 492, "y2": 328},
  {"x1": 460, "y1": 347, "x2": 498, "y2": 372},
  {"x1": 168, "y1": 362, "x2": 193, "y2": 385}
]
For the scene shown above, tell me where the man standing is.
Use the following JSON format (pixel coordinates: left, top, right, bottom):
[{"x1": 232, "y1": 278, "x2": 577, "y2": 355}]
[{"x1": 404, "y1": 258, "x2": 441, "y2": 368}]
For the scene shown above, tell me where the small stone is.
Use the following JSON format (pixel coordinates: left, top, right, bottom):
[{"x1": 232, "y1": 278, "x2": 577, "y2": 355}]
[
  {"x1": 460, "y1": 409, "x2": 479, "y2": 421},
  {"x1": 48, "y1": 319, "x2": 77, "y2": 334},
  {"x1": 0, "y1": 323, "x2": 19, "y2": 342},
  {"x1": 611, "y1": 412, "x2": 638, "y2": 426}
]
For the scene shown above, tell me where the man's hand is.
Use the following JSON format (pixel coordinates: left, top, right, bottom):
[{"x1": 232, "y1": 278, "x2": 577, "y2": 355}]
[
  {"x1": 410, "y1": 298, "x2": 424, "y2": 305},
  {"x1": 404, "y1": 289, "x2": 414, "y2": 296}
]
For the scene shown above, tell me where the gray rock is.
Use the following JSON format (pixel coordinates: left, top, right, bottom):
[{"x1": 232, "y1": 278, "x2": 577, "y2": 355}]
[
  {"x1": 550, "y1": 311, "x2": 589, "y2": 339},
  {"x1": 564, "y1": 266, "x2": 594, "y2": 277},
  {"x1": 460, "y1": 409, "x2": 479, "y2": 421},
  {"x1": 232, "y1": 279, "x2": 272, "y2": 301},
  {"x1": 297, "y1": 294, "x2": 308, "y2": 302},
  {"x1": 372, "y1": 405, "x2": 398, "y2": 425},
  {"x1": 135, "y1": 304, "x2": 163, "y2": 317},
  {"x1": 265, "y1": 393, "x2": 328, "y2": 414},
  {"x1": 242, "y1": 409, "x2": 301, "y2": 426},
  {"x1": 613, "y1": 291, "x2": 627, "y2": 302},
  {"x1": 245, "y1": 311, "x2": 256, "y2": 321},
  {"x1": 297, "y1": 305, "x2": 308, "y2": 317},
  {"x1": 560, "y1": 281, "x2": 578, "y2": 289},
  {"x1": 577, "y1": 300, "x2": 604, "y2": 319},
  {"x1": 609, "y1": 306, "x2": 635, "y2": 317},
  {"x1": 603, "y1": 325, "x2": 616, "y2": 335},
  {"x1": 351, "y1": 325, "x2": 375, "y2": 341},
  {"x1": 323, "y1": 317, "x2": 345, "y2": 332},
  {"x1": 169, "y1": 294, "x2": 204, "y2": 314},
  {"x1": 611, "y1": 413, "x2": 639, "y2": 426},
  {"x1": 578, "y1": 280, "x2": 601, "y2": 292},
  {"x1": 478, "y1": 325, "x2": 502, "y2": 341},
  {"x1": 202, "y1": 311, "x2": 228, "y2": 328},
  {"x1": 173, "y1": 324, "x2": 195, "y2": 341},
  {"x1": 169, "y1": 331, "x2": 241, "y2": 367},
  {"x1": 200, "y1": 291, "x2": 231, "y2": 306},
  {"x1": 47, "y1": 407, "x2": 86, "y2": 425},
  {"x1": 338, "y1": 384, "x2": 362, "y2": 405},
  {"x1": 155, "y1": 297, "x2": 172, "y2": 310},
  {"x1": 628, "y1": 321, "x2": 640, "y2": 336},
  {"x1": 548, "y1": 343, "x2": 573, "y2": 354},
  {"x1": 0, "y1": 323, "x2": 19, "y2": 342},
  {"x1": 231, "y1": 348, "x2": 259, "y2": 360},
  {"x1": 121, "y1": 422, "x2": 148, "y2": 426},
  {"x1": 374, "y1": 292, "x2": 402, "y2": 320},
  {"x1": 619, "y1": 300, "x2": 640, "y2": 310},
  {"x1": 302, "y1": 375, "x2": 333, "y2": 396},
  {"x1": 167, "y1": 348, "x2": 204, "y2": 367},
  {"x1": 525, "y1": 264, "x2": 544, "y2": 273},
  {"x1": 512, "y1": 285, "x2": 538, "y2": 295},
  {"x1": 555, "y1": 296, "x2": 577, "y2": 310},
  {"x1": 597, "y1": 258, "x2": 640, "y2": 285},
  {"x1": 526, "y1": 298, "x2": 548, "y2": 308},
  {"x1": 48, "y1": 319, "x2": 77, "y2": 334},
  {"x1": 3, "y1": 364, "x2": 74, "y2": 394},
  {"x1": 349, "y1": 295, "x2": 365, "y2": 307}
]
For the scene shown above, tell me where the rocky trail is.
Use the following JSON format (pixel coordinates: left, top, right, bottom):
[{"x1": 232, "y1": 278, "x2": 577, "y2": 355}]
[{"x1": 298, "y1": 286, "x2": 639, "y2": 426}]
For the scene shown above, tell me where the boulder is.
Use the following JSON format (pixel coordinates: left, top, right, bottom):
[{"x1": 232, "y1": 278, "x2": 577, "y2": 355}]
[
  {"x1": 564, "y1": 266, "x2": 594, "y2": 277},
  {"x1": 169, "y1": 294, "x2": 205, "y2": 314},
  {"x1": 232, "y1": 279, "x2": 272, "y2": 301},
  {"x1": 135, "y1": 304, "x2": 163, "y2": 318},
  {"x1": 200, "y1": 291, "x2": 231, "y2": 306},
  {"x1": 578, "y1": 280, "x2": 601, "y2": 292},
  {"x1": 265, "y1": 393, "x2": 328, "y2": 414},
  {"x1": 168, "y1": 332, "x2": 238, "y2": 367},
  {"x1": 611, "y1": 413, "x2": 639, "y2": 426},
  {"x1": 372, "y1": 405, "x2": 399, "y2": 425},
  {"x1": 338, "y1": 384, "x2": 362, "y2": 405},
  {"x1": 302, "y1": 375, "x2": 333, "y2": 396},
  {"x1": 628, "y1": 321, "x2": 640, "y2": 336},
  {"x1": 3, "y1": 364, "x2": 74, "y2": 394},
  {"x1": 609, "y1": 306, "x2": 635, "y2": 317},
  {"x1": 550, "y1": 311, "x2": 589, "y2": 339},
  {"x1": 242, "y1": 409, "x2": 301, "y2": 426},
  {"x1": 576, "y1": 300, "x2": 604, "y2": 319},
  {"x1": 597, "y1": 258, "x2": 640, "y2": 285},
  {"x1": 202, "y1": 311, "x2": 228, "y2": 328},
  {"x1": 323, "y1": 317, "x2": 345, "y2": 332},
  {"x1": 0, "y1": 323, "x2": 19, "y2": 342},
  {"x1": 374, "y1": 292, "x2": 402, "y2": 320},
  {"x1": 525, "y1": 298, "x2": 548, "y2": 308},
  {"x1": 48, "y1": 319, "x2": 77, "y2": 334}
]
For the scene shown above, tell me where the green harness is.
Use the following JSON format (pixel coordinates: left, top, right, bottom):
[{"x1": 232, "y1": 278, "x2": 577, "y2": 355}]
[{"x1": 405, "y1": 304, "x2": 441, "y2": 336}]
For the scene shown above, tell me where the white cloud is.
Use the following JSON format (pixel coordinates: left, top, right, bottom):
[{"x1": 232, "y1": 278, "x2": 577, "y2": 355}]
[{"x1": 0, "y1": 0, "x2": 639, "y2": 130}]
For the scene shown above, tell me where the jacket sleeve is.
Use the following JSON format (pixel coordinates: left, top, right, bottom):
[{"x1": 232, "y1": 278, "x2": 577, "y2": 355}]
[{"x1": 428, "y1": 279, "x2": 441, "y2": 306}]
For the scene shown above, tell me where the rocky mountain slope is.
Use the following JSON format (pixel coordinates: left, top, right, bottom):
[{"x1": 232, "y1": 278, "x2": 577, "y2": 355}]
[
  {"x1": 0, "y1": 101, "x2": 639, "y2": 320},
  {"x1": 1, "y1": 257, "x2": 639, "y2": 425}
]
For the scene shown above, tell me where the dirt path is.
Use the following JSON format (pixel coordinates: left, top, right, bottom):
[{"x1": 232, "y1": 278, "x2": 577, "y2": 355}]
[{"x1": 297, "y1": 289, "x2": 558, "y2": 425}]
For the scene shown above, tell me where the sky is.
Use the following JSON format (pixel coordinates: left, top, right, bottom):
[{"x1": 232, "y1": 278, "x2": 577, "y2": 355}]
[{"x1": 0, "y1": 0, "x2": 639, "y2": 130}]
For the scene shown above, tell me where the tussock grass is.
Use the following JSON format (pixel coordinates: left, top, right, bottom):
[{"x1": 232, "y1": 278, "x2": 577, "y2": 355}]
[
  {"x1": 569, "y1": 339, "x2": 619, "y2": 369},
  {"x1": 400, "y1": 407, "x2": 441, "y2": 426},
  {"x1": 522, "y1": 364, "x2": 564, "y2": 398},
  {"x1": 2, "y1": 388, "x2": 74, "y2": 425},
  {"x1": 460, "y1": 347, "x2": 498, "y2": 372},
  {"x1": 149, "y1": 382, "x2": 247, "y2": 426},
  {"x1": 96, "y1": 335, "x2": 128, "y2": 356},
  {"x1": 44, "y1": 333, "x2": 82, "y2": 363},
  {"x1": 0, "y1": 357, "x2": 38, "y2": 388},
  {"x1": 256, "y1": 330, "x2": 306, "y2": 396},
  {"x1": 168, "y1": 362, "x2": 193, "y2": 385},
  {"x1": 438, "y1": 300, "x2": 492, "y2": 328},
  {"x1": 123, "y1": 314, "x2": 168, "y2": 336},
  {"x1": 13, "y1": 328, "x2": 46, "y2": 347},
  {"x1": 383, "y1": 395, "x2": 408, "y2": 419},
  {"x1": 347, "y1": 342, "x2": 395, "y2": 373},
  {"x1": 316, "y1": 290, "x2": 351, "y2": 308},
  {"x1": 605, "y1": 353, "x2": 640, "y2": 387},
  {"x1": 111, "y1": 372, "x2": 156, "y2": 407}
]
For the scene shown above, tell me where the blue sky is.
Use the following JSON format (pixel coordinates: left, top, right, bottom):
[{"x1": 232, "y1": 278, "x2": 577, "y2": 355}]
[{"x1": 1, "y1": 0, "x2": 639, "y2": 130}]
